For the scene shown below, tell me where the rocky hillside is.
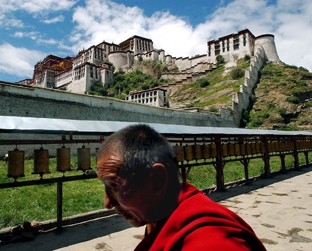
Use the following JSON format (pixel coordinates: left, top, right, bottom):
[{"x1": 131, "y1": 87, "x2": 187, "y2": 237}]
[
  {"x1": 168, "y1": 57, "x2": 250, "y2": 112},
  {"x1": 244, "y1": 63, "x2": 312, "y2": 131},
  {"x1": 167, "y1": 59, "x2": 311, "y2": 131}
]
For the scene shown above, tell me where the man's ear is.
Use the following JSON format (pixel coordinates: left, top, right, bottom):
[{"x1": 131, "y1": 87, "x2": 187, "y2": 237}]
[{"x1": 149, "y1": 163, "x2": 168, "y2": 195}]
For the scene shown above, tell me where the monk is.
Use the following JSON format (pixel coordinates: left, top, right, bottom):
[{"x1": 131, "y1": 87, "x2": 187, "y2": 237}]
[{"x1": 97, "y1": 124, "x2": 266, "y2": 250}]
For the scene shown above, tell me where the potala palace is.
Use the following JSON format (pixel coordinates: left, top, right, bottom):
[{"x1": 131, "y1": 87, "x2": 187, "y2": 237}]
[{"x1": 25, "y1": 29, "x2": 280, "y2": 105}]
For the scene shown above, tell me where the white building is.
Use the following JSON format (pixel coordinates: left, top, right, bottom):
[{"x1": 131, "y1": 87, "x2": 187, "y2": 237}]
[
  {"x1": 207, "y1": 29, "x2": 279, "y2": 64},
  {"x1": 126, "y1": 87, "x2": 169, "y2": 107}
]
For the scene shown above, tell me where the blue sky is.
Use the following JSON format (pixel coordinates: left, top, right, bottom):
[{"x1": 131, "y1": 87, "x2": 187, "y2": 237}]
[{"x1": 1, "y1": 0, "x2": 311, "y2": 82}]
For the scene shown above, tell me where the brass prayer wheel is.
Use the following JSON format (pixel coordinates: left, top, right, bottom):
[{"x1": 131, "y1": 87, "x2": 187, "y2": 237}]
[
  {"x1": 210, "y1": 144, "x2": 216, "y2": 158},
  {"x1": 194, "y1": 144, "x2": 203, "y2": 160},
  {"x1": 240, "y1": 144, "x2": 246, "y2": 156},
  {"x1": 77, "y1": 146, "x2": 92, "y2": 171},
  {"x1": 260, "y1": 143, "x2": 266, "y2": 153},
  {"x1": 57, "y1": 146, "x2": 71, "y2": 172},
  {"x1": 228, "y1": 144, "x2": 235, "y2": 156},
  {"x1": 202, "y1": 145, "x2": 210, "y2": 159},
  {"x1": 251, "y1": 143, "x2": 257, "y2": 155},
  {"x1": 8, "y1": 149, "x2": 25, "y2": 179},
  {"x1": 234, "y1": 144, "x2": 240, "y2": 156},
  {"x1": 33, "y1": 148, "x2": 50, "y2": 176},
  {"x1": 222, "y1": 144, "x2": 228, "y2": 157},
  {"x1": 173, "y1": 145, "x2": 184, "y2": 162},
  {"x1": 255, "y1": 143, "x2": 261, "y2": 154},
  {"x1": 274, "y1": 141, "x2": 279, "y2": 152},
  {"x1": 246, "y1": 143, "x2": 252, "y2": 155},
  {"x1": 184, "y1": 145, "x2": 193, "y2": 161}
]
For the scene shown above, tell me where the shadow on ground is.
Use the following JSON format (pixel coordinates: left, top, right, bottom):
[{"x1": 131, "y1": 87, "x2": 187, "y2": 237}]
[
  {"x1": 206, "y1": 167, "x2": 311, "y2": 202},
  {"x1": 1, "y1": 215, "x2": 132, "y2": 251}
]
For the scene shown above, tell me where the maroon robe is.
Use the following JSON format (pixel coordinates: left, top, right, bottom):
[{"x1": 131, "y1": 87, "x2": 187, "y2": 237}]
[{"x1": 135, "y1": 183, "x2": 266, "y2": 251}]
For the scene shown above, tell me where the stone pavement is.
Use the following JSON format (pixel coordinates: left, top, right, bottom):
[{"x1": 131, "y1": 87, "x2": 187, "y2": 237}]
[{"x1": 1, "y1": 168, "x2": 312, "y2": 251}]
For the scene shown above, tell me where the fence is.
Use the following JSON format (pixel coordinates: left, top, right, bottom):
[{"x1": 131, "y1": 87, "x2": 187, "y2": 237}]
[{"x1": 0, "y1": 117, "x2": 312, "y2": 230}]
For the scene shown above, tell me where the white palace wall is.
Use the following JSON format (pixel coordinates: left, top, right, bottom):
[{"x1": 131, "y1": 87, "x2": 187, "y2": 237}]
[{"x1": 232, "y1": 46, "x2": 267, "y2": 126}]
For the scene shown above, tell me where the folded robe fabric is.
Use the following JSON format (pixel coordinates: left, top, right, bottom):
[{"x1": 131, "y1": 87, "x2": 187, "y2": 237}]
[{"x1": 135, "y1": 183, "x2": 266, "y2": 251}]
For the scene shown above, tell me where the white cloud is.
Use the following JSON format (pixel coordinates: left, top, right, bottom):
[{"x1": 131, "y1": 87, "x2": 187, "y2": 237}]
[
  {"x1": 0, "y1": 43, "x2": 46, "y2": 77},
  {"x1": 12, "y1": 31, "x2": 40, "y2": 40},
  {"x1": 0, "y1": 0, "x2": 77, "y2": 13},
  {"x1": 70, "y1": 0, "x2": 312, "y2": 71},
  {"x1": 41, "y1": 15, "x2": 64, "y2": 24},
  {"x1": 0, "y1": 0, "x2": 77, "y2": 28}
]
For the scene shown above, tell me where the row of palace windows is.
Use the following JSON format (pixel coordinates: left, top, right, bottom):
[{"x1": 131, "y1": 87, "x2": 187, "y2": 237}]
[
  {"x1": 128, "y1": 97, "x2": 158, "y2": 104},
  {"x1": 131, "y1": 90, "x2": 158, "y2": 99},
  {"x1": 208, "y1": 34, "x2": 249, "y2": 56}
]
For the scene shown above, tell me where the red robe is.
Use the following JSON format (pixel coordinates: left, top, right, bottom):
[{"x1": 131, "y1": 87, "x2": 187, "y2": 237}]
[{"x1": 135, "y1": 183, "x2": 266, "y2": 251}]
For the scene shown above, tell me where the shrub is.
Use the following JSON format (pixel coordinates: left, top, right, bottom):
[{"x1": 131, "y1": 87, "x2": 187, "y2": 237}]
[
  {"x1": 267, "y1": 103, "x2": 275, "y2": 109},
  {"x1": 298, "y1": 66, "x2": 309, "y2": 72},
  {"x1": 208, "y1": 106, "x2": 218, "y2": 113},
  {"x1": 244, "y1": 54, "x2": 251, "y2": 61},
  {"x1": 89, "y1": 82, "x2": 108, "y2": 96},
  {"x1": 285, "y1": 65, "x2": 298, "y2": 70},
  {"x1": 278, "y1": 108, "x2": 287, "y2": 117},
  {"x1": 196, "y1": 78, "x2": 210, "y2": 88},
  {"x1": 286, "y1": 96, "x2": 300, "y2": 104},
  {"x1": 305, "y1": 101, "x2": 312, "y2": 107},
  {"x1": 231, "y1": 67, "x2": 245, "y2": 79},
  {"x1": 216, "y1": 55, "x2": 225, "y2": 65}
]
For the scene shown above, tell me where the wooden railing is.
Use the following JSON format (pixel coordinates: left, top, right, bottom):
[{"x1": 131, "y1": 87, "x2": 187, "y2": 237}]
[{"x1": 1, "y1": 125, "x2": 312, "y2": 230}]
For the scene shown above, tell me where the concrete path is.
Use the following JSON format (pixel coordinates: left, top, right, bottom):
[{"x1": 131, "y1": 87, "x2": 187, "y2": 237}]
[{"x1": 1, "y1": 168, "x2": 312, "y2": 251}]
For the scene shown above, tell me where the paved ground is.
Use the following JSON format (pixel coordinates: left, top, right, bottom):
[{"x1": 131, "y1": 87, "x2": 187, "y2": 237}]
[{"x1": 1, "y1": 167, "x2": 312, "y2": 251}]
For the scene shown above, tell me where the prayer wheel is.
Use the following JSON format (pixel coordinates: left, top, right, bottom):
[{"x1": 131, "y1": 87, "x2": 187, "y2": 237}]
[
  {"x1": 184, "y1": 145, "x2": 193, "y2": 162},
  {"x1": 77, "y1": 146, "x2": 92, "y2": 171},
  {"x1": 272, "y1": 142, "x2": 277, "y2": 152},
  {"x1": 268, "y1": 142, "x2": 275, "y2": 152},
  {"x1": 255, "y1": 143, "x2": 261, "y2": 154},
  {"x1": 280, "y1": 141, "x2": 286, "y2": 152},
  {"x1": 287, "y1": 142, "x2": 294, "y2": 151},
  {"x1": 246, "y1": 143, "x2": 252, "y2": 155},
  {"x1": 194, "y1": 144, "x2": 203, "y2": 160},
  {"x1": 251, "y1": 143, "x2": 257, "y2": 155},
  {"x1": 260, "y1": 143, "x2": 266, "y2": 154},
  {"x1": 210, "y1": 144, "x2": 216, "y2": 158},
  {"x1": 8, "y1": 149, "x2": 25, "y2": 179},
  {"x1": 33, "y1": 148, "x2": 50, "y2": 176},
  {"x1": 276, "y1": 141, "x2": 282, "y2": 152},
  {"x1": 234, "y1": 144, "x2": 240, "y2": 156},
  {"x1": 240, "y1": 144, "x2": 246, "y2": 156},
  {"x1": 300, "y1": 141, "x2": 304, "y2": 150},
  {"x1": 57, "y1": 146, "x2": 71, "y2": 172},
  {"x1": 202, "y1": 145, "x2": 210, "y2": 159},
  {"x1": 228, "y1": 144, "x2": 235, "y2": 156},
  {"x1": 222, "y1": 144, "x2": 228, "y2": 157},
  {"x1": 173, "y1": 145, "x2": 184, "y2": 162}
]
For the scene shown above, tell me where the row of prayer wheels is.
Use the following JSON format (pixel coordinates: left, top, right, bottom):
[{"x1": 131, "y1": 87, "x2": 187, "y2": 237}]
[
  {"x1": 296, "y1": 140, "x2": 312, "y2": 150},
  {"x1": 7, "y1": 146, "x2": 93, "y2": 179},
  {"x1": 173, "y1": 144, "x2": 217, "y2": 162},
  {"x1": 173, "y1": 140, "x2": 312, "y2": 162}
]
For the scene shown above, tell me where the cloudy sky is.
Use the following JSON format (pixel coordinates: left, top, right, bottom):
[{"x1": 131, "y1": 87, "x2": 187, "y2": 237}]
[{"x1": 0, "y1": 0, "x2": 311, "y2": 82}]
